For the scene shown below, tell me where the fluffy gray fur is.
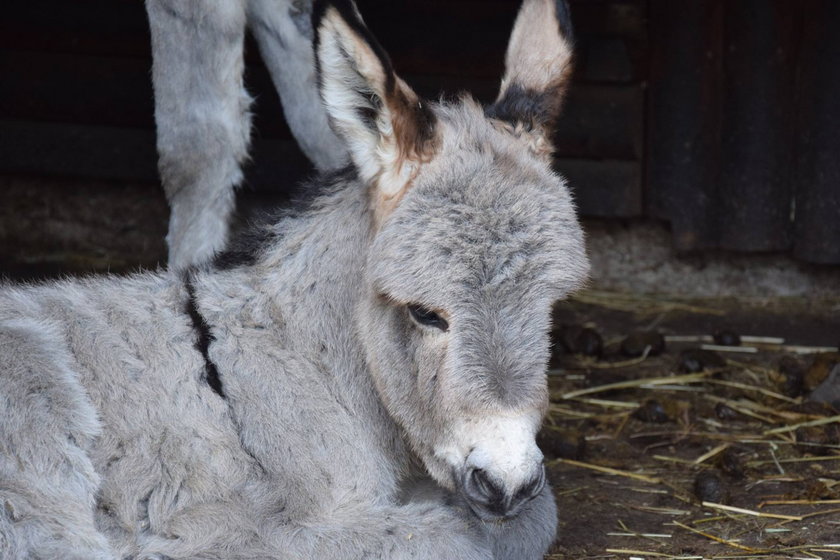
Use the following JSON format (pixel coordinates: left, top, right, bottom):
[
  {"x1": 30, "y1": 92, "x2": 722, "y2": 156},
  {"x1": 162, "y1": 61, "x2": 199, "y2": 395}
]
[
  {"x1": 0, "y1": 1, "x2": 586, "y2": 558},
  {"x1": 146, "y1": 0, "x2": 348, "y2": 271}
]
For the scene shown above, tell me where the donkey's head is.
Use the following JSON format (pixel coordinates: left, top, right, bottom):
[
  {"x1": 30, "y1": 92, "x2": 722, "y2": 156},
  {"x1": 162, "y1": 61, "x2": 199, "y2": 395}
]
[{"x1": 315, "y1": 0, "x2": 588, "y2": 519}]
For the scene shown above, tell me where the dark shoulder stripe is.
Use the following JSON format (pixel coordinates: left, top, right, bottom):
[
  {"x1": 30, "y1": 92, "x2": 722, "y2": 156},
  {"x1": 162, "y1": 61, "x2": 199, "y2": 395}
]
[{"x1": 184, "y1": 275, "x2": 225, "y2": 399}]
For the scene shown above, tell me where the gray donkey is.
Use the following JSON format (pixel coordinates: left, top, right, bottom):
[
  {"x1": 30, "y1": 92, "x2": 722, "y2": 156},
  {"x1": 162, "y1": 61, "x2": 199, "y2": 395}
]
[
  {"x1": 0, "y1": 0, "x2": 587, "y2": 558},
  {"x1": 146, "y1": 0, "x2": 349, "y2": 270}
]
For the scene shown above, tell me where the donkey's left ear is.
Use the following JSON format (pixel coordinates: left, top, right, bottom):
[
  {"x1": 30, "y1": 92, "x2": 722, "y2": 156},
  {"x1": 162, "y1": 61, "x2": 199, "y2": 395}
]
[
  {"x1": 314, "y1": 0, "x2": 438, "y2": 209},
  {"x1": 487, "y1": 0, "x2": 574, "y2": 158}
]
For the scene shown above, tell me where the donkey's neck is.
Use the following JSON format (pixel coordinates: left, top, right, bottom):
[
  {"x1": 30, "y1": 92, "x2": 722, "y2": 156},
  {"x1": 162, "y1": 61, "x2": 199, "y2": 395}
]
[
  {"x1": 258, "y1": 180, "x2": 373, "y2": 368},
  {"x1": 201, "y1": 177, "x2": 413, "y2": 478}
]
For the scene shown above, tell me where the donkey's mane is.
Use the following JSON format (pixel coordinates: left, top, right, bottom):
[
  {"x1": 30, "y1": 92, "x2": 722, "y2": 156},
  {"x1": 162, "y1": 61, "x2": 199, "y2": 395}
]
[{"x1": 213, "y1": 165, "x2": 360, "y2": 270}]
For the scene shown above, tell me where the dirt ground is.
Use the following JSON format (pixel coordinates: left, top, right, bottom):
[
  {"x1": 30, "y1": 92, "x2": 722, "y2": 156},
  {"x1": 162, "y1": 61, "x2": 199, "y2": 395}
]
[{"x1": 543, "y1": 292, "x2": 840, "y2": 559}]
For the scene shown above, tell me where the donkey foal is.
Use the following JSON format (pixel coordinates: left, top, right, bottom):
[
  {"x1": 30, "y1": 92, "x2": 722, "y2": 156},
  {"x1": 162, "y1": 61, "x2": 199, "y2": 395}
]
[{"x1": 0, "y1": 1, "x2": 587, "y2": 558}]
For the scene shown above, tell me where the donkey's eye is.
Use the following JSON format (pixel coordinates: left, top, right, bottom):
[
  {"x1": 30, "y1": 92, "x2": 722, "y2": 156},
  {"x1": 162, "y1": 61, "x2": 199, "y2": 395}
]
[{"x1": 407, "y1": 304, "x2": 449, "y2": 331}]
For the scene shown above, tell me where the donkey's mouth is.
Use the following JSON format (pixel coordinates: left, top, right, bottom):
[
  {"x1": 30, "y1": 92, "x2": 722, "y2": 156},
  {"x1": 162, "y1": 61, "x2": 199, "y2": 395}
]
[{"x1": 458, "y1": 464, "x2": 546, "y2": 520}]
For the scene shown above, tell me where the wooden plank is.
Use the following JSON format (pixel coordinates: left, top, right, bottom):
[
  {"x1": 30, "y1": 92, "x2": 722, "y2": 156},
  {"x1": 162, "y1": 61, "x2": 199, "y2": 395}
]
[
  {"x1": 569, "y1": 0, "x2": 647, "y2": 83},
  {"x1": 359, "y1": 0, "x2": 647, "y2": 84},
  {"x1": 4, "y1": 1, "x2": 148, "y2": 35},
  {"x1": 717, "y1": 0, "x2": 800, "y2": 252},
  {"x1": 553, "y1": 85, "x2": 643, "y2": 160},
  {"x1": 0, "y1": 28, "x2": 150, "y2": 59},
  {"x1": 646, "y1": 0, "x2": 723, "y2": 251},
  {"x1": 0, "y1": 0, "x2": 150, "y2": 57},
  {"x1": 0, "y1": 175, "x2": 167, "y2": 279},
  {"x1": 569, "y1": 0, "x2": 646, "y2": 40},
  {"x1": 0, "y1": 120, "x2": 311, "y2": 193},
  {"x1": 0, "y1": 120, "x2": 159, "y2": 183},
  {"x1": 793, "y1": 0, "x2": 840, "y2": 264},
  {"x1": 555, "y1": 159, "x2": 642, "y2": 218},
  {"x1": 0, "y1": 50, "x2": 155, "y2": 129}
]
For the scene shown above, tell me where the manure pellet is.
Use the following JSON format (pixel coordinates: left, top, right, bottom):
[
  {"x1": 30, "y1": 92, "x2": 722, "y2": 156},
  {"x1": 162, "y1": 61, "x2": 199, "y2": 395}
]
[
  {"x1": 677, "y1": 348, "x2": 725, "y2": 373},
  {"x1": 620, "y1": 330, "x2": 665, "y2": 358},
  {"x1": 713, "y1": 329, "x2": 741, "y2": 346},
  {"x1": 693, "y1": 471, "x2": 729, "y2": 504}
]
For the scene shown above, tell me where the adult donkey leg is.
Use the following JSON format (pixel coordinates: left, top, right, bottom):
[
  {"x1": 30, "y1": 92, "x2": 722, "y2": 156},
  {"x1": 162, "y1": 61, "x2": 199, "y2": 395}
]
[
  {"x1": 247, "y1": 0, "x2": 349, "y2": 172},
  {"x1": 0, "y1": 320, "x2": 114, "y2": 559},
  {"x1": 146, "y1": 0, "x2": 252, "y2": 270}
]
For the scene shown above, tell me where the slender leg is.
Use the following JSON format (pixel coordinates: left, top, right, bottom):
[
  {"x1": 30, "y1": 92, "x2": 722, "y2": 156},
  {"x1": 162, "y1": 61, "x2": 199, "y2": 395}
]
[
  {"x1": 247, "y1": 0, "x2": 349, "y2": 172},
  {"x1": 145, "y1": 0, "x2": 252, "y2": 270}
]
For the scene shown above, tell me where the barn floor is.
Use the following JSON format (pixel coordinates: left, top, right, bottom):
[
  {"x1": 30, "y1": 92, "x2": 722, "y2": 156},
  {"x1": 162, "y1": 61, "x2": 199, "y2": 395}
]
[{"x1": 544, "y1": 293, "x2": 840, "y2": 559}]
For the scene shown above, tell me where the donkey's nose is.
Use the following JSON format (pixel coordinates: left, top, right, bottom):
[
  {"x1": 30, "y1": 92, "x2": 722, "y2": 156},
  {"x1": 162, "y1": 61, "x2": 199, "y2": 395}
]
[{"x1": 462, "y1": 466, "x2": 546, "y2": 519}]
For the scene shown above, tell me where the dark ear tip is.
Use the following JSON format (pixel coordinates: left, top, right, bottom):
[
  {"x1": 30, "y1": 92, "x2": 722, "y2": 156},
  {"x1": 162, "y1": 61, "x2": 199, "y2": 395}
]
[
  {"x1": 312, "y1": 0, "x2": 360, "y2": 29},
  {"x1": 554, "y1": 0, "x2": 575, "y2": 44},
  {"x1": 312, "y1": 0, "x2": 335, "y2": 31},
  {"x1": 311, "y1": 0, "x2": 344, "y2": 39},
  {"x1": 311, "y1": 0, "x2": 397, "y2": 91},
  {"x1": 312, "y1": 0, "x2": 360, "y2": 60}
]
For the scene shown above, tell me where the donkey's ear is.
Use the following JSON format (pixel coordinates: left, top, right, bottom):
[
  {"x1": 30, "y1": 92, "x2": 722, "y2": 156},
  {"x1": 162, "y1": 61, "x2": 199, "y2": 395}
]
[
  {"x1": 487, "y1": 0, "x2": 574, "y2": 158},
  {"x1": 314, "y1": 1, "x2": 438, "y2": 205}
]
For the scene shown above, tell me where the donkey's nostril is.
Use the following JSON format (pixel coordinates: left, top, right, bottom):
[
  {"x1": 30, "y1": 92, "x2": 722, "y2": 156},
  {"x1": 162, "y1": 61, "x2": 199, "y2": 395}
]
[
  {"x1": 514, "y1": 465, "x2": 546, "y2": 503},
  {"x1": 463, "y1": 468, "x2": 506, "y2": 515},
  {"x1": 471, "y1": 468, "x2": 494, "y2": 497}
]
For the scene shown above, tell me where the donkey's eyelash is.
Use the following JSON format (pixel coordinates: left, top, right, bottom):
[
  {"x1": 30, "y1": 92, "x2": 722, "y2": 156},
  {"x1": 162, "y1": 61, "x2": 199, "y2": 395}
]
[{"x1": 407, "y1": 304, "x2": 449, "y2": 332}]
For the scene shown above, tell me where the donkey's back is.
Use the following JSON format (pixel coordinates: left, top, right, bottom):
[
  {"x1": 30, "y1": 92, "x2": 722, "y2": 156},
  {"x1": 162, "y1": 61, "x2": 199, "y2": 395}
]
[{"x1": 0, "y1": 274, "x2": 258, "y2": 559}]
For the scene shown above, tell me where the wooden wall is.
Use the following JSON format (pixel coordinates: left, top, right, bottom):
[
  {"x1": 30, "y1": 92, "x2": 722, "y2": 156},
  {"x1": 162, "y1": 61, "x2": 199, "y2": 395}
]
[
  {"x1": 647, "y1": 0, "x2": 840, "y2": 264},
  {"x1": 1, "y1": 0, "x2": 838, "y2": 276}
]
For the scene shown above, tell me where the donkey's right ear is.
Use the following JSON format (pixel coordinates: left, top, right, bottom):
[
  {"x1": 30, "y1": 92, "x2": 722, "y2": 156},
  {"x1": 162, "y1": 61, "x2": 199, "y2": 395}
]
[
  {"x1": 486, "y1": 0, "x2": 574, "y2": 159},
  {"x1": 314, "y1": 0, "x2": 438, "y2": 210}
]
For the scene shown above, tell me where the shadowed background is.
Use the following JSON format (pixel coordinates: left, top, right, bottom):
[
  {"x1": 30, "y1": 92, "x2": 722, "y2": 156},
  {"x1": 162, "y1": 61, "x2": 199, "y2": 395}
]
[{"x1": 1, "y1": 0, "x2": 839, "y2": 289}]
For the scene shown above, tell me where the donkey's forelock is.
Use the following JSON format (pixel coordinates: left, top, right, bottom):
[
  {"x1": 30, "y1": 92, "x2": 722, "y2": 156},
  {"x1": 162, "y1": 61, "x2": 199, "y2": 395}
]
[{"x1": 369, "y1": 99, "x2": 589, "y2": 307}]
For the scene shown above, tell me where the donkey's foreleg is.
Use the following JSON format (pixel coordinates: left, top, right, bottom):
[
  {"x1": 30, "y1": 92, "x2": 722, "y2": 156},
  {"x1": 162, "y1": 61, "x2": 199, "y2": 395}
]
[
  {"x1": 0, "y1": 321, "x2": 114, "y2": 559},
  {"x1": 246, "y1": 0, "x2": 348, "y2": 171},
  {"x1": 401, "y1": 475, "x2": 557, "y2": 559},
  {"x1": 485, "y1": 482, "x2": 558, "y2": 560},
  {"x1": 268, "y1": 502, "x2": 493, "y2": 560},
  {"x1": 146, "y1": 0, "x2": 252, "y2": 270}
]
